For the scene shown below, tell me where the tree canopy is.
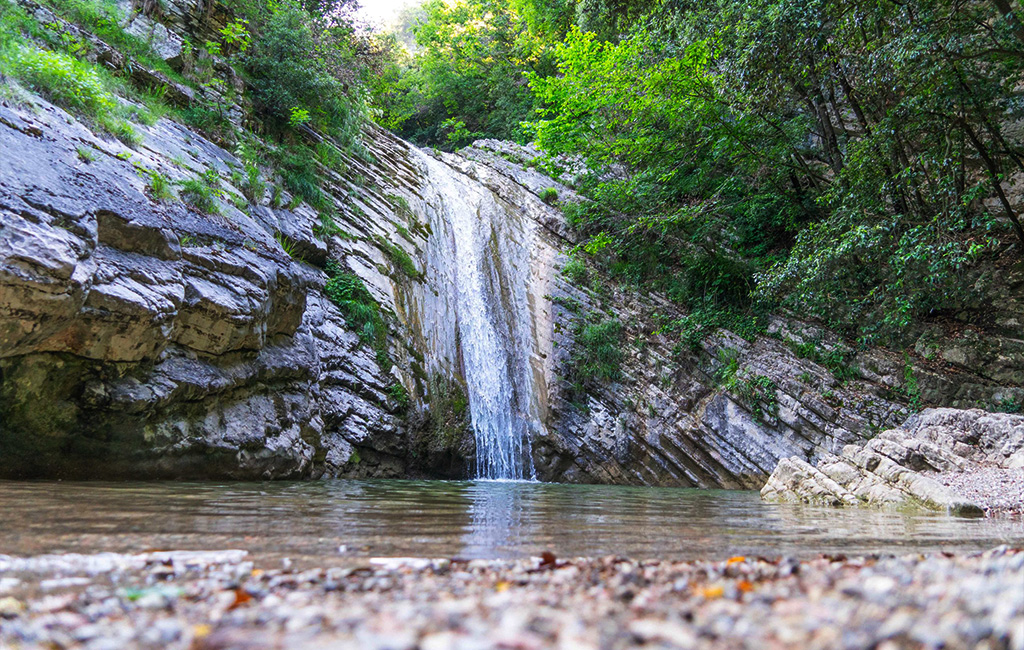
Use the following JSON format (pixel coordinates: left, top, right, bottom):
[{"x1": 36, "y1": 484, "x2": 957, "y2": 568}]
[{"x1": 370, "y1": 0, "x2": 1024, "y2": 344}]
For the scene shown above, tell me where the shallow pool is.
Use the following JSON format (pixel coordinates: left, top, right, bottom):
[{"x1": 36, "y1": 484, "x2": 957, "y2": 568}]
[{"x1": 1, "y1": 479, "x2": 1021, "y2": 565}]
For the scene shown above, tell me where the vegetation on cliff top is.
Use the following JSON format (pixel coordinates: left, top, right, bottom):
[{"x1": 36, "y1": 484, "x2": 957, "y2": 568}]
[
  {"x1": 4, "y1": 0, "x2": 1023, "y2": 385},
  {"x1": 0, "y1": 0, "x2": 382, "y2": 223},
  {"x1": 371, "y1": 0, "x2": 1024, "y2": 348}
]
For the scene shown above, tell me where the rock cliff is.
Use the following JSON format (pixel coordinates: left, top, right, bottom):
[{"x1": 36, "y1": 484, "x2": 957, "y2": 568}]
[
  {"x1": 1, "y1": 0, "x2": 1022, "y2": 484},
  {"x1": 457, "y1": 143, "x2": 1024, "y2": 490},
  {"x1": 0, "y1": 97, "x2": 413, "y2": 478}
]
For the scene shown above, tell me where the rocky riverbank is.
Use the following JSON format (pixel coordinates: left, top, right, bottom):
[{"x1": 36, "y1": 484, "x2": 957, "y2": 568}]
[
  {"x1": 761, "y1": 408, "x2": 1024, "y2": 517},
  {"x1": 1, "y1": 547, "x2": 1022, "y2": 649}
]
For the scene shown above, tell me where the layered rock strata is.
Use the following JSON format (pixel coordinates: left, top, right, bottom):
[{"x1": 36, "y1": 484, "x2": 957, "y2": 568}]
[
  {"x1": 761, "y1": 408, "x2": 1024, "y2": 515},
  {"x1": 462, "y1": 142, "x2": 1024, "y2": 489},
  {"x1": 1, "y1": 0, "x2": 1022, "y2": 483}
]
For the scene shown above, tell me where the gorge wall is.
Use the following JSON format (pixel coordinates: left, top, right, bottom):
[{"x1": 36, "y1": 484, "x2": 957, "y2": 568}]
[
  {"x1": 0, "y1": 59, "x2": 569, "y2": 479},
  {"x1": 1, "y1": 0, "x2": 1023, "y2": 483}
]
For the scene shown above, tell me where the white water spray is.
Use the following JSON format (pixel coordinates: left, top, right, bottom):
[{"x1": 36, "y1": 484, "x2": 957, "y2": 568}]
[{"x1": 416, "y1": 152, "x2": 539, "y2": 480}]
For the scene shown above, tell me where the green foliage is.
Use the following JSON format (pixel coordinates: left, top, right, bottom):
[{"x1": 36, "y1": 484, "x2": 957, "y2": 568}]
[
  {"x1": 323, "y1": 265, "x2": 390, "y2": 366},
  {"x1": 372, "y1": 0, "x2": 555, "y2": 148},
  {"x1": 234, "y1": 141, "x2": 266, "y2": 203},
  {"x1": 288, "y1": 106, "x2": 310, "y2": 127},
  {"x1": 538, "y1": 187, "x2": 558, "y2": 204},
  {"x1": 440, "y1": 118, "x2": 483, "y2": 149},
  {"x1": 0, "y1": 2, "x2": 50, "y2": 52},
  {"x1": 736, "y1": 375, "x2": 778, "y2": 422},
  {"x1": 370, "y1": 0, "x2": 667, "y2": 147},
  {"x1": 561, "y1": 254, "x2": 587, "y2": 285},
  {"x1": 177, "y1": 102, "x2": 233, "y2": 140},
  {"x1": 236, "y1": 0, "x2": 365, "y2": 144},
  {"x1": 714, "y1": 347, "x2": 778, "y2": 422},
  {"x1": 387, "y1": 193, "x2": 414, "y2": 220},
  {"x1": 145, "y1": 169, "x2": 175, "y2": 201},
  {"x1": 376, "y1": 237, "x2": 422, "y2": 280},
  {"x1": 220, "y1": 19, "x2": 251, "y2": 52},
  {"x1": 527, "y1": 25, "x2": 789, "y2": 325},
  {"x1": 271, "y1": 145, "x2": 339, "y2": 214},
  {"x1": 664, "y1": 304, "x2": 767, "y2": 352},
  {"x1": 995, "y1": 396, "x2": 1022, "y2": 414},
  {"x1": 76, "y1": 147, "x2": 95, "y2": 163},
  {"x1": 274, "y1": 231, "x2": 300, "y2": 258},
  {"x1": 786, "y1": 339, "x2": 857, "y2": 383},
  {"x1": 313, "y1": 210, "x2": 340, "y2": 239},
  {"x1": 0, "y1": 0, "x2": 173, "y2": 147},
  {"x1": 902, "y1": 355, "x2": 922, "y2": 412},
  {"x1": 5, "y1": 45, "x2": 115, "y2": 114},
  {"x1": 323, "y1": 258, "x2": 344, "y2": 277},
  {"x1": 37, "y1": 0, "x2": 183, "y2": 78},
  {"x1": 387, "y1": 382, "x2": 410, "y2": 411},
  {"x1": 0, "y1": 0, "x2": 376, "y2": 247},
  {"x1": 515, "y1": 0, "x2": 1024, "y2": 345},
  {"x1": 105, "y1": 117, "x2": 141, "y2": 146},
  {"x1": 242, "y1": 163, "x2": 265, "y2": 203},
  {"x1": 179, "y1": 234, "x2": 195, "y2": 247},
  {"x1": 714, "y1": 347, "x2": 740, "y2": 387},
  {"x1": 178, "y1": 169, "x2": 222, "y2": 214},
  {"x1": 0, "y1": 45, "x2": 144, "y2": 144},
  {"x1": 568, "y1": 316, "x2": 623, "y2": 388},
  {"x1": 313, "y1": 140, "x2": 345, "y2": 173},
  {"x1": 551, "y1": 293, "x2": 583, "y2": 314},
  {"x1": 530, "y1": 27, "x2": 713, "y2": 168}
]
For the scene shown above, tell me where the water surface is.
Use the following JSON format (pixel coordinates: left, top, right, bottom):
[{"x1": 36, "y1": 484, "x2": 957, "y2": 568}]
[{"x1": 1, "y1": 480, "x2": 1021, "y2": 566}]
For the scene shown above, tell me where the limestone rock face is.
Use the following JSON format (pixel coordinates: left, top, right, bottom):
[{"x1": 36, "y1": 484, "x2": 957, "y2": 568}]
[
  {"x1": 532, "y1": 309, "x2": 912, "y2": 488},
  {"x1": 0, "y1": 97, "x2": 416, "y2": 478},
  {"x1": 435, "y1": 141, "x2": 1024, "y2": 490},
  {"x1": 1, "y1": 47, "x2": 1021, "y2": 483},
  {"x1": 761, "y1": 409, "x2": 1024, "y2": 516}
]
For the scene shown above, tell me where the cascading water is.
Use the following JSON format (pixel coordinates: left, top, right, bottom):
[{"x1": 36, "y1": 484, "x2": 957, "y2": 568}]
[{"x1": 414, "y1": 151, "x2": 540, "y2": 481}]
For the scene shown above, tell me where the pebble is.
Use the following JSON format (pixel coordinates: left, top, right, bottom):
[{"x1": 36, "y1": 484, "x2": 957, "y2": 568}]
[
  {"x1": 0, "y1": 596, "x2": 24, "y2": 617},
  {"x1": 0, "y1": 548, "x2": 1021, "y2": 649}
]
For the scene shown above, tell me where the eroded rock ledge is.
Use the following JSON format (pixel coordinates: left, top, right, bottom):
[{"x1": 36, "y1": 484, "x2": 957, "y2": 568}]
[
  {"x1": 761, "y1": 408, "x2": 1024, "y2": 516},
  {"x1": 0, "y1": 98, "x2": 411, "y2": 479}
]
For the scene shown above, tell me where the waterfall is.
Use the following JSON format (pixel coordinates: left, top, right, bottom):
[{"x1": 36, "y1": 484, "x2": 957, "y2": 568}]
[{"x1": 415, "y1": 151, "x2": 539, "y2": 481}]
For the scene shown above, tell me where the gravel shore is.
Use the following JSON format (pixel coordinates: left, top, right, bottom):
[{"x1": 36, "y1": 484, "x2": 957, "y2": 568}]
[
  {"x1": 934, "y1": 467, "x2": 1024, "y2": 517},
  {"x1": 1, "y1": 547, "x2": 1022, "y2": 650}
]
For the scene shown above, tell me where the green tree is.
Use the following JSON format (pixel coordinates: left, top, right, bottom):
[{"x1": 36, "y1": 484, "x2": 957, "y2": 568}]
[
  {"x1": 233, "y1": 0, "x2": 366, "y2": 143},
  {"x1": 374, "y1": 0, "x2": 556, "y2": 148},
  {"x1": 529, "y1": 0, "x2": 1024, "y2": 343}
]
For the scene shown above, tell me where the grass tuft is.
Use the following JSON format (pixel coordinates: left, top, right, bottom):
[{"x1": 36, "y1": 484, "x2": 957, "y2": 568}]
[
  {"x1": 323, "y1": 263, "x2": 390, "y2": 367},
  {"x1": 179, "y1": 169, "x2": 222, "y2": 214},
  {"x1": 146, "y1": 169, "x2": 175, "y2": 201}
]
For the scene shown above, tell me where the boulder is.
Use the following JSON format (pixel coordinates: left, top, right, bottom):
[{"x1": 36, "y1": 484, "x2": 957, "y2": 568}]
[{"x1": 762, "y1": 408, "x2": 1024, "y2": 516}]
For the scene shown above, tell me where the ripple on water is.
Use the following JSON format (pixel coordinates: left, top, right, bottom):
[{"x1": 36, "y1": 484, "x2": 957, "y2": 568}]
[{"x1": 0, "y1": 479, "x2": 1021, "y2": 564}]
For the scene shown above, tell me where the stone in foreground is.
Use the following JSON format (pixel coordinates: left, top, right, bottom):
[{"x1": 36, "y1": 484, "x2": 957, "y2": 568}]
[{"x1": 1, "y1": 547, "x2": 1022, "y2": 650}]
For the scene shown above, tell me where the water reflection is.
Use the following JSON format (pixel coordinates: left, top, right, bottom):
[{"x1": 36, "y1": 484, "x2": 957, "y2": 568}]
[
  {"x1": 462, "y1": 481, "x2": 534, "y2": 557},
  {"x1": 0, "y1": 480, "x2": 1021, "y2": 566}
]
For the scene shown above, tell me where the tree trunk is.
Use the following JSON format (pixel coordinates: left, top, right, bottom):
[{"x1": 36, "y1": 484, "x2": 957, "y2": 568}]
[
  {"x1": 990, "y1": 0, "x2": 1024, "y2": 47},
  {"x1": 962, "y1": 119, "x2": 1024, "y2": 254}
]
